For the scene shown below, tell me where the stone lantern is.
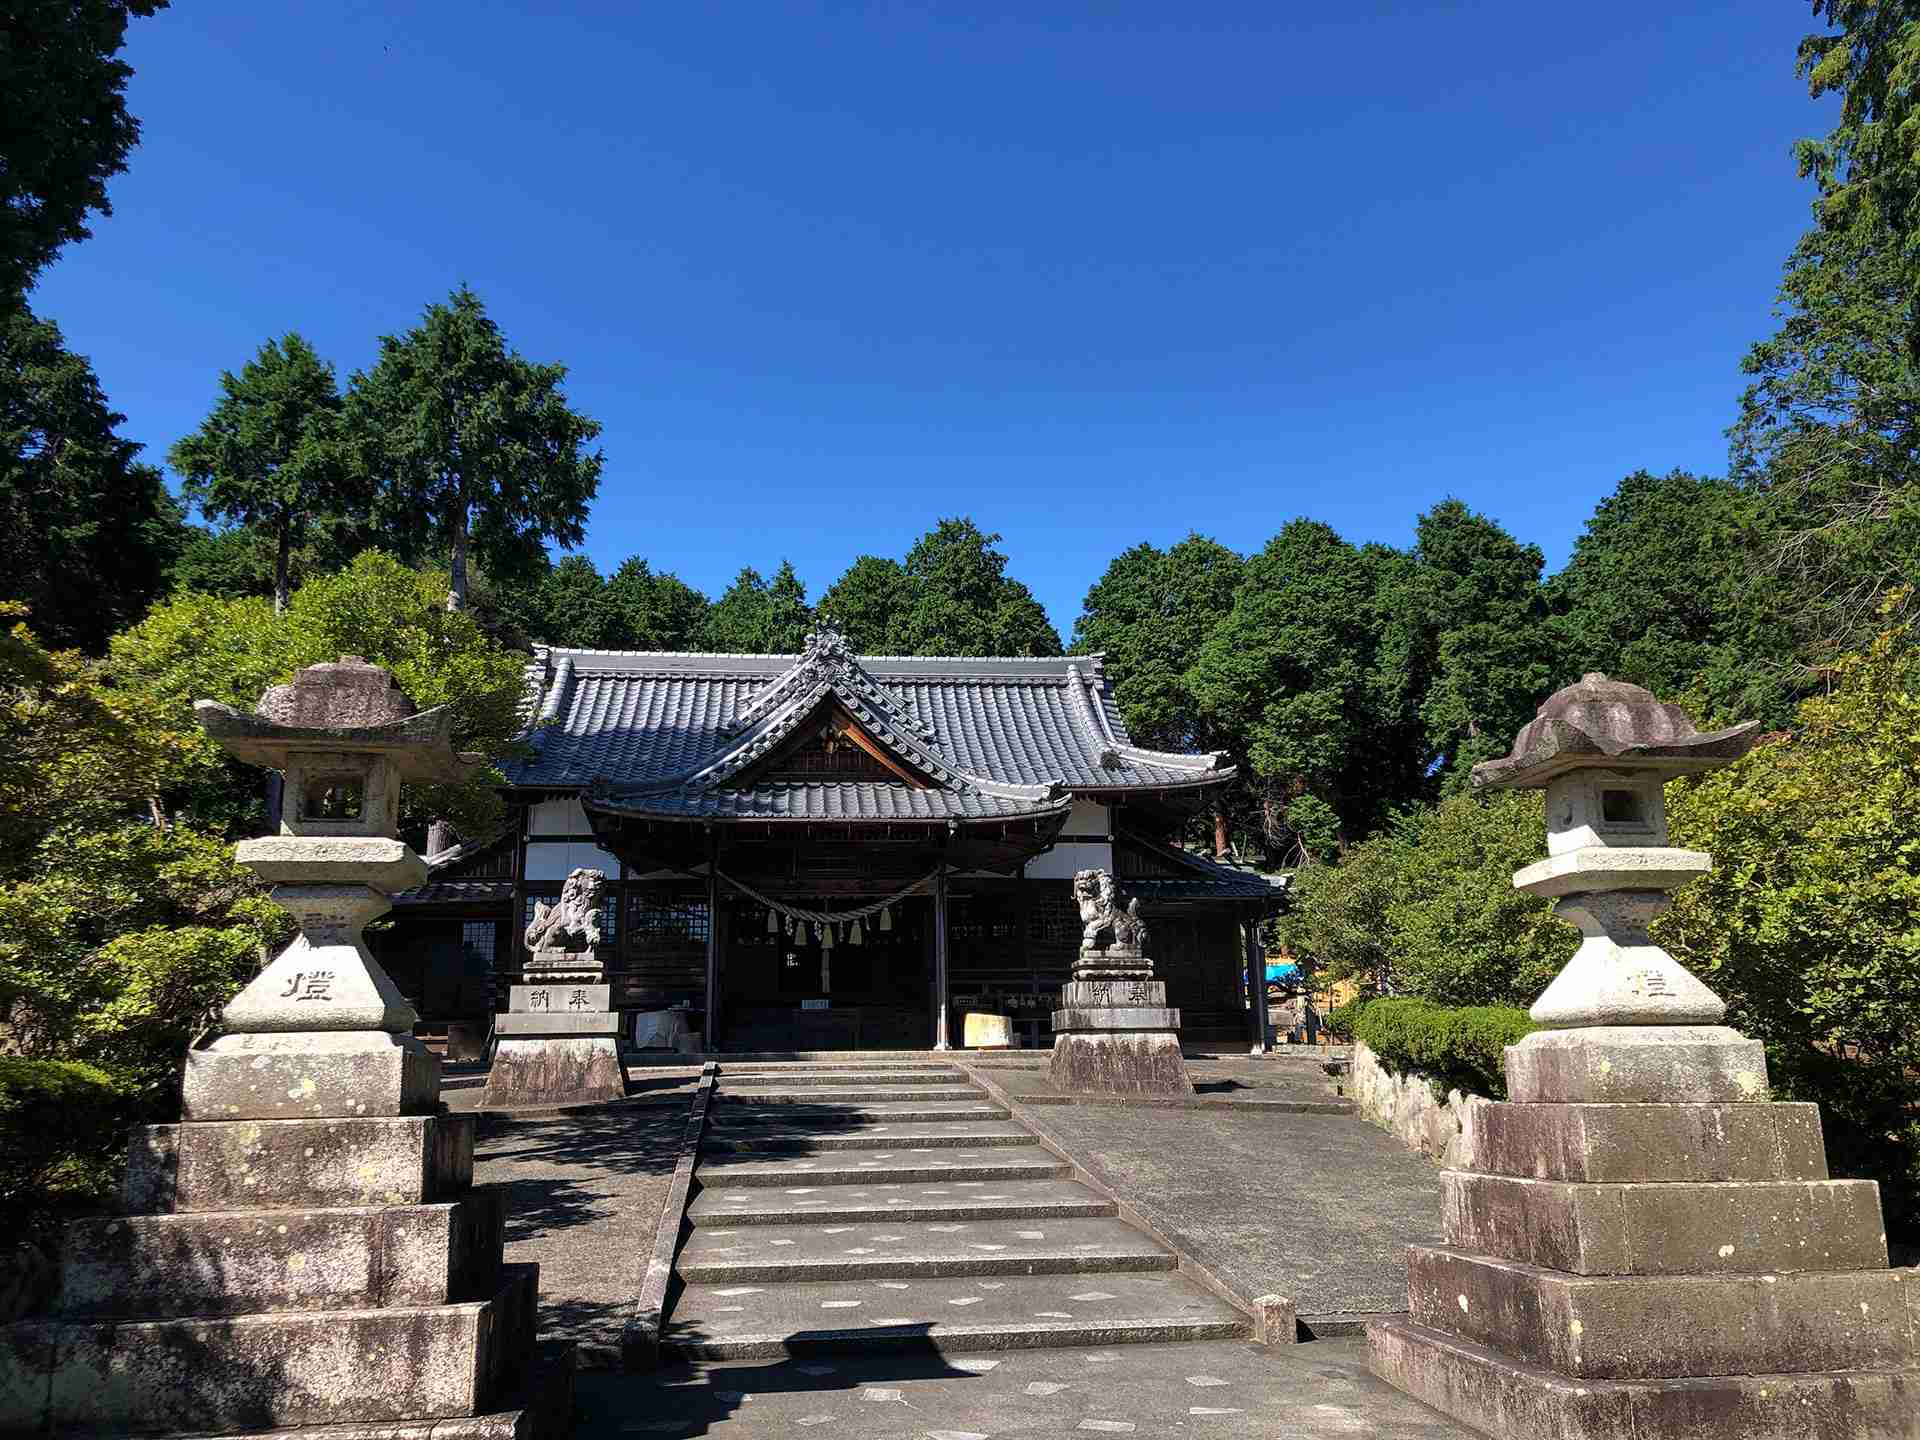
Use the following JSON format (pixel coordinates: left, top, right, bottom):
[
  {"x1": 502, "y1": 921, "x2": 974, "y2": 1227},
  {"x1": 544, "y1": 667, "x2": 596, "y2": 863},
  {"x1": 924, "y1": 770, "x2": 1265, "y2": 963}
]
[
  {"x1": 186, "y1": 654, "x2": 476, "y2": 1109},
  {"x1": 0, "y1": 657, "x2": 566, "y2": 1436},
  {"x1": 1368, "y1": 673, "x2": 1920, "y2": 1439}
]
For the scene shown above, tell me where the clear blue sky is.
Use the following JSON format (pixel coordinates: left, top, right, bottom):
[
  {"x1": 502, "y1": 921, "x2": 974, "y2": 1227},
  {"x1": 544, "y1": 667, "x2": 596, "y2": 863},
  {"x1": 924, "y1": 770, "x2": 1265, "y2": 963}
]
[{"x1": 34, "y1": 2, "x2": 1834, "y2": 641}]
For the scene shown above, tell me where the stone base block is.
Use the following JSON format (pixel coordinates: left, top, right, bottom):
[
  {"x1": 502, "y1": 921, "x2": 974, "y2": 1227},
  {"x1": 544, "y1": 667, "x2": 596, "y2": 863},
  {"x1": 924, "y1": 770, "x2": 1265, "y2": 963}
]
[
  {"x1": 0, "y1": 1266, "x2": 538, "y2": 1434},
  {"x1": 1369, "y1": 1317, "x2": 1920, "y2": 1440},
  {"x1": 1468, "y1": 1101, "x2": 1828, "y2": 1183},
  {"x1": 125, "y1": 1114, "x2": 473, "y2": 1214},
  {"x1": 479, "y1": 1037, "x2": 626, "y2": 1109},
  {"x1": 1047, "y1": 1031, "x2": 1192, "y2": 1097},
  {"x1": 1505, "y1": 1026, "x2": 1769, "y2": 1104},
  {"x1": 182, "y1": 1030, "x2": 441, "y2": 1121},
  {"x1": 1442, "y1": 1170, "x2": 1889, "y2": 1276},
  {"x1": 493, "y1": 1011, "x2": 622, "y2": 1038},
  {"x1": 1405, "y1": 1245, "x2": 1916, "y2": 1379},
  {"x1": 1052, "y1": 1005, "x2": 1182, "y2": 1033},
  {"x1": 59, "y1": 1190, "x2": 504, "y2": 1318}
]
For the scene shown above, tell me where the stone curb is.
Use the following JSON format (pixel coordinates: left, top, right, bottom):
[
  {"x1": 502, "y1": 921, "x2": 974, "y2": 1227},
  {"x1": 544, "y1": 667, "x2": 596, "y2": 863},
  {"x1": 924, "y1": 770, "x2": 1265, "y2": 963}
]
[
  {"x1": 1011, "y1": 1092, "x2": 1355, "y2": 1115},
  {"x1": 620, "y1": 1060, "x2": 717, "y2": 1372},
  {"x1": 958, "y1": 1061, "x2": 1299, "y2": 1347}
]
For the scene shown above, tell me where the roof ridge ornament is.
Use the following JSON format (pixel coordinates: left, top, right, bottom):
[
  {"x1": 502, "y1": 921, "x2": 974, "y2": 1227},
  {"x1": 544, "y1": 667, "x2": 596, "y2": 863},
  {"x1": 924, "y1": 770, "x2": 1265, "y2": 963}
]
[{"x1": 723, "y1": 623, "x2": 935, "y2": 741}]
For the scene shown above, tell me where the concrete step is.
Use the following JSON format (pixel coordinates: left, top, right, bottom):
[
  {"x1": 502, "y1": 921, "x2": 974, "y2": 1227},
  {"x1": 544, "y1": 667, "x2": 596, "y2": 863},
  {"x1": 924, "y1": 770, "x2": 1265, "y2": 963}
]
[
  {"x1": 718, "y1": 1068, "x2": 970, "y2": 1087},
  {"x1": 710, "y1": 1100, "x2": 1010, "y2": 1124},
  {"x1": 677, "y1": 1214, "x2": 1174, "y2": 1285},
  {"x1": 701, "y1": 1121, "x2": 1036, "y2": 1153},
  {"x1": 664, "y1": 1269, "x2": 1249, "y2": 1358},
  {"x1": 717, "y1": 1084, "x2": 982, "y2": 1105},
  {"x1": 688, "y1": 1178, "x2": 1117, "y2": 1227},
  {"x1": 696, "y1": 1145, "x2": 1071, "y2": 1189}
]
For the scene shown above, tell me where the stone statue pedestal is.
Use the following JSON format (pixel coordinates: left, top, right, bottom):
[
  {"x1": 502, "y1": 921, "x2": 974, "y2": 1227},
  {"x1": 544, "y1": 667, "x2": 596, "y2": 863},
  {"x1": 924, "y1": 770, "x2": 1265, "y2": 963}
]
[
  {"x1": 1048, "y1": 948, "x2": 1192, "y2": 1097},
  {"x1": 478, "y1": 953, "x2": 627, "y2": 1110}
]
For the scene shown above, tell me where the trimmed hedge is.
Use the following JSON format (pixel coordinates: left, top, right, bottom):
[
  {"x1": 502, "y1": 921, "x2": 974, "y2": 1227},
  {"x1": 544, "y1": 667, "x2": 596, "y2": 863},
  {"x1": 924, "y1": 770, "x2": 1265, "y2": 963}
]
[{"x1": 1346, "y1": 997, "x2": 1538, "y2": 1100}]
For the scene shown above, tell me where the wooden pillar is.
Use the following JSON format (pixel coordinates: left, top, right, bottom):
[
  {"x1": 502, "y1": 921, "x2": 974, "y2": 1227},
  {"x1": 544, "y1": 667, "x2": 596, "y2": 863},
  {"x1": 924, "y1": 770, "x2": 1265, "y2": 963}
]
[
  {"x1": 931, "y1": 868, "x2": 951, "y2": 1051},
  {"x1": 1245, "y1": 913, "x2": 1268, "y2": 1055},
  {"x1": 702, "y1": 830, "x2": 719, "y2": 1054}
]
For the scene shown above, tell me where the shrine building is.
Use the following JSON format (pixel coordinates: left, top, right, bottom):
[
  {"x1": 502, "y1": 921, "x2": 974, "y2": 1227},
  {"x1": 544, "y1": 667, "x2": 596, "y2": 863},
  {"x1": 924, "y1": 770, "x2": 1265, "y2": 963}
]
[{"x1": 380, "y1": 628, "x2": 1279, "y2": 1053}]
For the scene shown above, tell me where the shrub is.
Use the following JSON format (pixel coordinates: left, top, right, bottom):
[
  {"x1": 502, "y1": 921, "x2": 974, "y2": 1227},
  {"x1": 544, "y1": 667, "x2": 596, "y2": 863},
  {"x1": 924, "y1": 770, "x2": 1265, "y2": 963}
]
[
  {"x1": 1351, "y1": 996, "x2": 1537, "y2": 1100},
  {"x1": 0, "y1": 1057, "x2": 126, "y2": 1240}
]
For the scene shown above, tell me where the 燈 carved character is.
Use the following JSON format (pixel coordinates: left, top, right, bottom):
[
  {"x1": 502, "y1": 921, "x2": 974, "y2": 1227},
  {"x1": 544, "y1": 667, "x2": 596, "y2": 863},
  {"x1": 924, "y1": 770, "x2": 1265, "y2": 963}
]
[
  {"x1": 525, "y1": 867, "x2": 605, "y2": 952},
  {"x1": 1072, "y1": 868, "x2": 1148, "y2": 952}
]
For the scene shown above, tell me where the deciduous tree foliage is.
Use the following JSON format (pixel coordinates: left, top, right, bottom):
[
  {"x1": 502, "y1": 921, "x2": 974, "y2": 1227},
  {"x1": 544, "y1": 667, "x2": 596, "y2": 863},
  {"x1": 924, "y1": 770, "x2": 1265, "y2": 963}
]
[
  {"x1": 1660, "y1": 604, "x2": 1920, "y2": 1226},
  {"x1": 0, "y1": 303, "x2": 181, "y2": 651},
  {"x1": 0, "y1": 0, "x2": 166, "y2": 295},
  {"x1": 346, "y1": 287, "x2": 604, "y2": 612},
  {"x1": 169, "y1": 334, "x2": 360, "y2": 612}
]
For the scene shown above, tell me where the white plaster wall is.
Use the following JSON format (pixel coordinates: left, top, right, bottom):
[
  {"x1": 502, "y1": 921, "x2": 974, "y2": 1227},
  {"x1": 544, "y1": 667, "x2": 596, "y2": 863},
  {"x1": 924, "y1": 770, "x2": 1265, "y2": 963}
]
[
  {"x1": 1065, "y1": 796, "x2": 1111, "y2": 836},
  {"x1": 523, "y1": 841, "x2": 621, "y2": 882},
  {"x1": 1024, "y1": 840, "x2": 1113, "y2": 880},
  {"x1": 1348, "y1": 1040, "x2": 1487, "y2": 1170},
  {"x1": 527, "y1": 797, "x2": 593, "y2": 836}
]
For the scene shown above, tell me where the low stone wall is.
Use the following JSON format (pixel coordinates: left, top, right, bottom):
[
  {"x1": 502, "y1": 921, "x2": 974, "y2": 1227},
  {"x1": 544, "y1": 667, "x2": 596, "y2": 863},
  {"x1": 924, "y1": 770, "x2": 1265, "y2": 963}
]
[{"x1": 1347, "y1": 1040, "x2": 1485, "y2": 1169}]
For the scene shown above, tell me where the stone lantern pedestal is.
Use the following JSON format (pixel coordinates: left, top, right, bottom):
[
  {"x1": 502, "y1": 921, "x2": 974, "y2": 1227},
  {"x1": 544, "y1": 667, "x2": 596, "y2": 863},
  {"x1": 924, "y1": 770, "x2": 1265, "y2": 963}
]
[
  {"x1": 1048, "y1": 870, "x2": 1192, "y2": 1096},
  {"x1": 1368, "y1": 674, "x2": 1919, "y2": 1439},
  {"x1": 0, "y1": 658, "x2": 567, "y2": 1437}
]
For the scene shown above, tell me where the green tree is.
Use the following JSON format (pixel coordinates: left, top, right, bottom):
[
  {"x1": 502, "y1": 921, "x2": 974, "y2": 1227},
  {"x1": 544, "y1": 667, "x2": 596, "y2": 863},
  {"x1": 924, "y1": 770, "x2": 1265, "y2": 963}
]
[
  {"x1": 1073, "y1": 534, "x2": 1245, "y2": 854},
  {"x1": 818, "y1": 555, "x2": 913, "y2": 652},
  {"x1": 1732, "y1": 2, "x2": 1920, "y2": 650},
  {"x1": 601, "y1": 557, "x2": 709, "y2": 650},
  {"x1": 523, "y1": 553, "x2": 610, "y2": 647},
  {"x1": 169, "y1": 334, "x2": 359, "y2": 612},
  {"x1": 1187, "y1": 520, "x2": 1416, "y2": 856},
  {"x1": 1393, "y1": 500, "x2": 1558, "y2": 785},
  {"x1": 108, "y1": 551, "x2": 529, "y2": 841},
  {"x1": 0, "y1": 1, "x2": 167, "y2": 294},
  {"x1": 701, "y1": 561, "x2": 814, "y2": 653},
  {"x1": 346, "y1": 287, "x2": 604, "y2": 612},
  {"x1": 0, "y1": 303, "x2": 181, "y2": 651},
  {"x1": 1661, "y1": 603, "x2": 1920, "y2": 1227},
  {"x1": 896, "y1": 519, "x2": 1062, "y2": 657},
  {"x1": 1280, "y1": 790, "x2": 1568, "y2": 1009}
]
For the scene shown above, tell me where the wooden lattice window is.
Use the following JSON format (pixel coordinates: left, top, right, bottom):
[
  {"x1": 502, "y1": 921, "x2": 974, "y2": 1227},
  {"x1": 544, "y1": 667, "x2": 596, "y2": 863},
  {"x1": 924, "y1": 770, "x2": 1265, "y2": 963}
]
[
  {"x1": 1027, "y1": 893, "x2": 1077, "y2": 944},
  {"x1": 523, "y1": 893, "x2": 619, "y2": 944},
  {"x1": 628, "y1": 894, "x2": 710, "y2": 947}
]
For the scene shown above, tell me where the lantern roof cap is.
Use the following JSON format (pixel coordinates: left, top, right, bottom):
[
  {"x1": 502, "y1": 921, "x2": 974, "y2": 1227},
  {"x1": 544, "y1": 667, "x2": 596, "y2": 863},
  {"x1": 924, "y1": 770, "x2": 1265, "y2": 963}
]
[
  {"x1": 195, "y1": 656, "x2": 475, "y2": 781},
  {"x1": 1471, "y1": 672, "x2": 1759, "y2": 790}
]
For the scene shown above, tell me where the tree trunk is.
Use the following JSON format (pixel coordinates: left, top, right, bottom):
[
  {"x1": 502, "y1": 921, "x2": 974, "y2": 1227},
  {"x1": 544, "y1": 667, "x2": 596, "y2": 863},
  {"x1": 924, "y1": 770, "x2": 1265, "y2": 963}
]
[
  {"x1": 426, "y1": 820, "x2": 457, "y2": 858},
  {"x1": 1213, "y1": 802, "x2": 1231, "y2": 860},
  {"x1": 447, "y1": 503, "x2": 469, "y2": 612},
  {"x1": 272, "y1": 521, "x2": 291, "y2": 614}
]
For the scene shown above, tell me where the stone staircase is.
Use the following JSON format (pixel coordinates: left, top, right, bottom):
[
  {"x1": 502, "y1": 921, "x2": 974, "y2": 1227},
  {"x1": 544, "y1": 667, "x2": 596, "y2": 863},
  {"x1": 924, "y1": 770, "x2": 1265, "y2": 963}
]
[{"x1": 661, "y1": 1057, "x2": 1250, "y2": 1359}]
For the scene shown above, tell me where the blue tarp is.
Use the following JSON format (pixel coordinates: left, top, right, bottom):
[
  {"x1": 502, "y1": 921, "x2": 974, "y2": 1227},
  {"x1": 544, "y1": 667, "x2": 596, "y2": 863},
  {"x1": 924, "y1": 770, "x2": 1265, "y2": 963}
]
[{"x1": 1265, "y1": 961, "x2": 1297, "y2": 983}]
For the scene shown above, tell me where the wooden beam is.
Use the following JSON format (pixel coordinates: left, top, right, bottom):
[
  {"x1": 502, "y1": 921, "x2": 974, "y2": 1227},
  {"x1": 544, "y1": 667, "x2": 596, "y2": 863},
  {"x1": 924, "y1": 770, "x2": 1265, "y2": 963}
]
[
  {"x1": 1245, "y1": 912, "x2": 1268, "y2": 1055},
  {"x1": 703, "y1": 828, "x2": 719, "y2": 1054}
]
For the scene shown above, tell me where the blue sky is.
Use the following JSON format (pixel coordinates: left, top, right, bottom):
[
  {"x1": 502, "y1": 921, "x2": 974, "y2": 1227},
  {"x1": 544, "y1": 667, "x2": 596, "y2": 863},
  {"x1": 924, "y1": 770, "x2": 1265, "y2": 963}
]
[{"x1": 35, "y1": 2, "x2": 1833, "y2": 640}]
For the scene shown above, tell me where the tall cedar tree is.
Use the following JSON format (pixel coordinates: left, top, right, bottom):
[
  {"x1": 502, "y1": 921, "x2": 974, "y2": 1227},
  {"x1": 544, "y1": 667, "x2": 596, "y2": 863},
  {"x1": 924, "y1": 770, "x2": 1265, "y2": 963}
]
[
  {"x1": 0, "y1": 304, "x2": 179, "y2": 651},
  {"x1": 0, "y1": 1, "x2": 166, "y2": 295},
  {"x1": 896, "y1": 519, "x2": 1061, "y2": 656},
  {"x1": 1733, "y1": 1, "x2": 1920, "y2": 645},
  {"x1": 818, "y1": 555, "x2": 913, "y2": 652},
  {"x1": 168, "y1": 335, "x2": 358, "y2": 613},
  {"x1": 1073, "y1": 535, "x2": 1245, "y2": 855},
  {"x1": 701, "y1": 562, "x2": 813, "y2": 653},
  {"x1": 346, "y1": 287, "x2": 603, "y2": 612}
]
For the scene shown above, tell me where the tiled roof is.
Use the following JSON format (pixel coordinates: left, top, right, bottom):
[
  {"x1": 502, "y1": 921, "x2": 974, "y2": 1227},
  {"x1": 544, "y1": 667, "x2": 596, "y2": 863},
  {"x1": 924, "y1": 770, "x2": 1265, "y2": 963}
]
[
  {"x1": 504, "y1": 634, "x2": 1233, "y2": 825},
  {"x1": 1121, "y1": 833, "x2": 1288, "y2": 902}
]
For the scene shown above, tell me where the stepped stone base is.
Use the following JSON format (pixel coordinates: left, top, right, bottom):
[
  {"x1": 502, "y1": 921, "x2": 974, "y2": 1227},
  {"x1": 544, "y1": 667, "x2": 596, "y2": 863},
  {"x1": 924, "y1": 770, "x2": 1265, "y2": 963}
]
[
  {"x1": 479, "y1": 1036, "x2": 626, "y2": 1109},
  {"x1": 0, "y1": 1266, "x2": 538, "y2": 1435},
  {"x1": 182, "y1": 1031, "x2": 441, "y2": 1121},
  {"x1": 59, "y1": 1191, "x2": 505, "y2": 1318},
  {"x1": 1048, "y1": 1030, "x2": 1193, "y2": 1097},
  {"x1": 1370, "y1": 1317, "x2": 1920, "y2": 1440},
  {"x1": 125, "y1": 1113, "x2": 474, "y2": 1214}
]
